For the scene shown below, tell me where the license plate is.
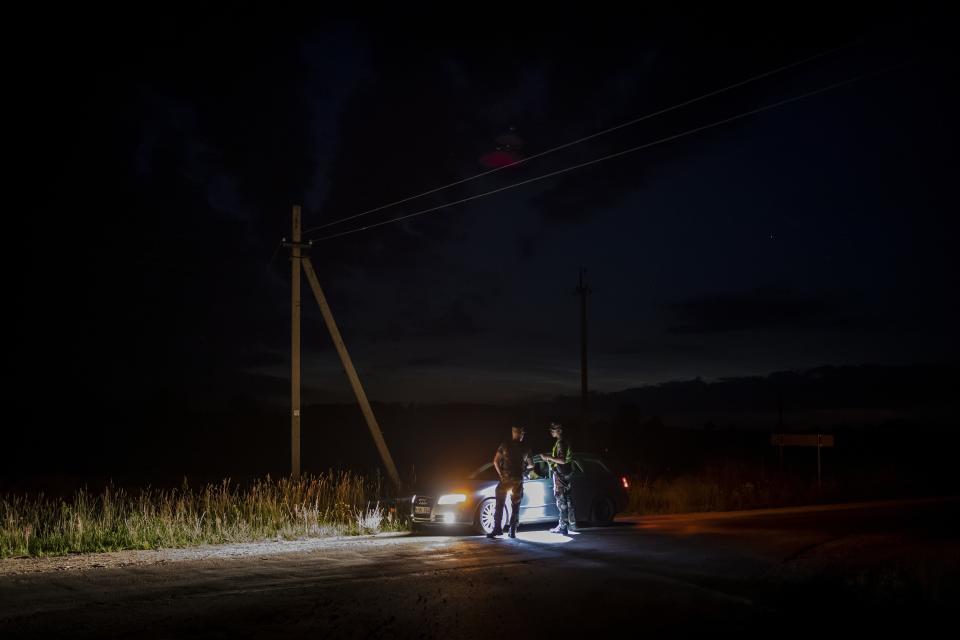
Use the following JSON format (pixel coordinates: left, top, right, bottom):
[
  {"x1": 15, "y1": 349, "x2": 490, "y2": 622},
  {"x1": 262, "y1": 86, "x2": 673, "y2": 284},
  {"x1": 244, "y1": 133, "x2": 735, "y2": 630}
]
[{"x1": 414, "y1": 506, "x2": 431, "y2": 515}]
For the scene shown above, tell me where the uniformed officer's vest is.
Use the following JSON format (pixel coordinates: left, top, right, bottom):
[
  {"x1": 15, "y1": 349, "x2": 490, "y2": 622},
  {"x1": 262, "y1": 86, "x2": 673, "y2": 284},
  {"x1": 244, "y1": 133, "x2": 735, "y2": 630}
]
[{"x1": 551, "y1": 438, "x2": 573, "y2": 477}]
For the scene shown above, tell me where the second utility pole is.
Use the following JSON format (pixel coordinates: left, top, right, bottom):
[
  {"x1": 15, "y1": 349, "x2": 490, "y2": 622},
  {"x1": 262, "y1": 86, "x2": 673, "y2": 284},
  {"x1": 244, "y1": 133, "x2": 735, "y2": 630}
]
[{"x1": 576, "y1": 267, "x2": 591, "y2": 425}]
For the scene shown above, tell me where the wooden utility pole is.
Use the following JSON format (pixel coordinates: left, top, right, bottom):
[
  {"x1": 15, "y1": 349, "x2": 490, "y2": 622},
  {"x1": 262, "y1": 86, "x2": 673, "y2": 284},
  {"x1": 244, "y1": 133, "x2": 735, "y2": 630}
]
[
  {"x1": 301, "y1": 257, "x2": 401, "y2": 488},
  {"x1": 778, "y1": 388, "x2": 784, "y2": 472},
  {"x1": 817, "y1": 434, "x2": 823, "y2": 488},
  {"x1": 576, "y1": 267, "x2": 591, "y2": 423},
  {"x1": 289, "y1": 205, "x2": 302, "y2": 479},
  {"x1": 281, "y1": 206, "x2": 400, "y2": 487}
]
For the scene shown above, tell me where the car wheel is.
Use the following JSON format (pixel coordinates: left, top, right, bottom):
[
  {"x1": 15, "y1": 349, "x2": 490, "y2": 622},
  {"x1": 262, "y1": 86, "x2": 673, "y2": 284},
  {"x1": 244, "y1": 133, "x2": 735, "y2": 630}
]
[
  {"x1": 475, "y1": 498, "x2": 510, "y2": 535},
  {"x1": 591, "y1": 496, "x2": 615, "y2": 525}
]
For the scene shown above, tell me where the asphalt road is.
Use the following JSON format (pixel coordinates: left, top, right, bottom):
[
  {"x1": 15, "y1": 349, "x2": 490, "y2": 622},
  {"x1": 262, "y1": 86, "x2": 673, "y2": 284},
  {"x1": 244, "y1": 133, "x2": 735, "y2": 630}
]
[{"x1": 2, "y1": 498, "x2": 957, "y2": 639}]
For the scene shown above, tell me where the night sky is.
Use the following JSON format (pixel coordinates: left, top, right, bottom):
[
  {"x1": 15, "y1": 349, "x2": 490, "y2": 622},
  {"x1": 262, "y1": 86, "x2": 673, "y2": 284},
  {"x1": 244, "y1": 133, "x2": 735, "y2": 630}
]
[{"x1": 9, "y1": 8, "x2": 958, "y2": 434}]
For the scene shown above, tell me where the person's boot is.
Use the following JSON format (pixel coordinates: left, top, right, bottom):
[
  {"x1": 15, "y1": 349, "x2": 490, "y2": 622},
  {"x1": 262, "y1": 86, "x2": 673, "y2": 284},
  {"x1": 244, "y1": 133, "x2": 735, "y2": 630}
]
[
  {"x1": 508, "y1": 523, "x2": 517, "y2": 538},
  {"x1": 486, "y1": 527, "x2": 503, "y2": 539},
  {"x1": 549, "y1": 523, "x2": 568, "y2": 535},
  {"x1": 568, "y1": 521, "x2": 579, "y2": 532}
]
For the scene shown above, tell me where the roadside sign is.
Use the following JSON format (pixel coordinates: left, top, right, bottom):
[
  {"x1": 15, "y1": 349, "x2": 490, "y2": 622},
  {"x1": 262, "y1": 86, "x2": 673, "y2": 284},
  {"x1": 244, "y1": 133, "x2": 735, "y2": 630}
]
[
  {"x1": 771, "y1": 433, "x2": 834, "y2": 486},
  {"x1": 770, "y1": 434, "x2": 834, "y2": 447}
]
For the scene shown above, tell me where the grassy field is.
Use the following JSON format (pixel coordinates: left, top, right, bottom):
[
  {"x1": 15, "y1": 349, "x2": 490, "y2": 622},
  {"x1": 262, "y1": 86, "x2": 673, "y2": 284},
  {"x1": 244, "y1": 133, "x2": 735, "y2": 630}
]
[
  {"x1": 1, "y1": 473, "x2": 405, "y2": 558},
  {"x1": 625, "y1": 472, "x2": 832, "y2": 515}
]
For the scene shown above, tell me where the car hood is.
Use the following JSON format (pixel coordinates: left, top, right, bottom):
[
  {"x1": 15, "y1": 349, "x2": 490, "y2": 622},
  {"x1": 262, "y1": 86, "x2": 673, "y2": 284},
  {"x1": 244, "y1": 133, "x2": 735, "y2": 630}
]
[{"x1": 418, "y1": 479, "x2": 497, "y2": 500}]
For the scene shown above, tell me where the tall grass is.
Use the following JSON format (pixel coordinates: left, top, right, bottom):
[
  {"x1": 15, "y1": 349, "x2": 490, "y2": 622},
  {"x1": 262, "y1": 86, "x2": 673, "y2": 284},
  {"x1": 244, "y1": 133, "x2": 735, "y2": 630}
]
[
  {"x1": 0, "y1": 473, "x2": 405, "y2": 559},
  {"x1": 625, "y1": 472, "x2": 831, "y2": 515}
]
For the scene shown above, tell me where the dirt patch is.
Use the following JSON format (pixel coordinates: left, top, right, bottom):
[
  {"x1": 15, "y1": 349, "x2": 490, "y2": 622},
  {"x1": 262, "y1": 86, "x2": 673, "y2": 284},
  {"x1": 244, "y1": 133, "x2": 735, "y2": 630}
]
[{"x1": 0, "y1": 532, "x2": 410, "y2": 576}]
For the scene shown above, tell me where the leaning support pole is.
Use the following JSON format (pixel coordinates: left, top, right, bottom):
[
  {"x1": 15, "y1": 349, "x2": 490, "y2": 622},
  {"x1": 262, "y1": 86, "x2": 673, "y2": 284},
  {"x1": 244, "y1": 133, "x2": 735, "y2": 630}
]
[{"x1": 301, "y1": 257, "x2": 401, "y2": 488}]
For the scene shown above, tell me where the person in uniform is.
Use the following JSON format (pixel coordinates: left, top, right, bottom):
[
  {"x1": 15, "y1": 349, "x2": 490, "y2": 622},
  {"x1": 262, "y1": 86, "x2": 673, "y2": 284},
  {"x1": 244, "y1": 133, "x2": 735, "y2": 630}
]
[
  {"x1": 541, "y1": 422, "x2": 577, "y2": 534},
  {"x1": 488, "y1": 425, "x2": 532, "y2": 539}
]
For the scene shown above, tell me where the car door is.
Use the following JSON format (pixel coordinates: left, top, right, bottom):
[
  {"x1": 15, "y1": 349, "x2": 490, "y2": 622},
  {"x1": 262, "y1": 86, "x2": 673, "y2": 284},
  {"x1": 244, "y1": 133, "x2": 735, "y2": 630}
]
[
  {"x1": 569, "y1": 458, "x2": 595, "y2": 521},
  {"x1": 520, "y1": 455, "x2": 554, "y2": 522}
]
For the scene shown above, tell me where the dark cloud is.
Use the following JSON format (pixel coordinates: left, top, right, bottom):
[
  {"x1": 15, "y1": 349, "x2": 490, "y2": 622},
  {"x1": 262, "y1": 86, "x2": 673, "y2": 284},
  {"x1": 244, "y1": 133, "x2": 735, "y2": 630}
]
[
  {"x1": 403, "y1": 355, "x2": 454, "y2": 368},
  {"x1": 531, "y1": 161, "x2": 646, "y2": 223},
  {"x1": 612, "y1": 340, "x2": 709, "y2": 357},
  {"x1": 666, "y1": 287, "x2": 864, "y2": 334},
  {"x1": 517, "y1": 233, "x2": 538, "y2": 260},
  {"x1": 367, "y1": 301, "x2": 484, "y2": 341}
]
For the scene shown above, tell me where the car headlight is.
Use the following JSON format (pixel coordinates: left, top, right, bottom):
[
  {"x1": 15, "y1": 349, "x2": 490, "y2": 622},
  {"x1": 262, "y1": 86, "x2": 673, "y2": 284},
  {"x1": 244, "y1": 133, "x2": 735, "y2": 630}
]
[{"x1": 436, "y1": 493, "x2": 467, "y2": 505}]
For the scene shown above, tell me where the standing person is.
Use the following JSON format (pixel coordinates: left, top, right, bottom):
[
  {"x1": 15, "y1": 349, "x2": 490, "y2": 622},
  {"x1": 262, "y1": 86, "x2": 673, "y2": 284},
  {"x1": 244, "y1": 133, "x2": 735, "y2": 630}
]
[
  {"x1": 542, "y1": 422, "x2": 577, "y2": 534},
  {"x1": 488, "y1": 425, "x2": 532, "y2": 539}
]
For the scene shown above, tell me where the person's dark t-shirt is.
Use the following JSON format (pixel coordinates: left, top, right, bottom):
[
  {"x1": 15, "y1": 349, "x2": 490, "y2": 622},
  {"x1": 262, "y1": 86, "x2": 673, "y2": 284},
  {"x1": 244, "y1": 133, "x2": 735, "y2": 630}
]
[{"x1": 497, "y1": 440, "x2": 530, "y2": 479}]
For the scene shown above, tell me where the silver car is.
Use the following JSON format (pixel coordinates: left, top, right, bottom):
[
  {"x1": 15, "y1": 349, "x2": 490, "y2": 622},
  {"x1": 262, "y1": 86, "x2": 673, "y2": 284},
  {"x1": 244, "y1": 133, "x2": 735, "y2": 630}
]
[{"x1": 410, "y1": 453, "x2": 628, "y2": 535}]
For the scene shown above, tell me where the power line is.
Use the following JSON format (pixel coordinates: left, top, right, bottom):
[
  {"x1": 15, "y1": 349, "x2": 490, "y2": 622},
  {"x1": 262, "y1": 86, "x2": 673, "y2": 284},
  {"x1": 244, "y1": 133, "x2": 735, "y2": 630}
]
[
  {"x1": 266, "y1": 240, "x2": 283, "y2": 271},
  {"x1": 303, "y1": 42, "x2": 854, "y2": 236},
  {"x1": 306, "y1": 61, "x2": 908, "y2": 243}
]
